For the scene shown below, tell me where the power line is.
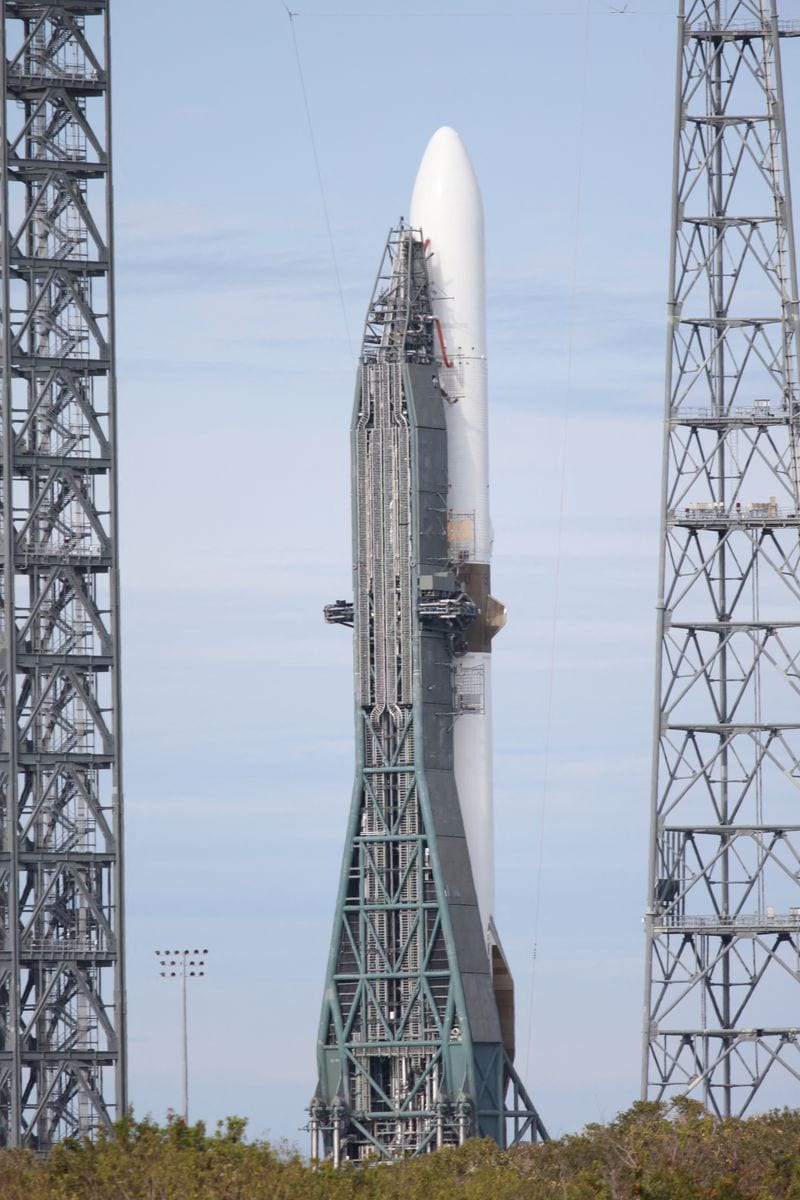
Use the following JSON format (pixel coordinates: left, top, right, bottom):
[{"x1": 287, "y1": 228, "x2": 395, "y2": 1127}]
[{"x1": 285, "y1": 7, "x2": 355, "y2": 366}]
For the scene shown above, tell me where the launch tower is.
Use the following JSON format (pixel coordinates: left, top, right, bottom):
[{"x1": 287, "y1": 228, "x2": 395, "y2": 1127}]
[
  {"x1": 312, "y1": 133, "x2": 545, "y2": 1161},
  {"x1": 643, "y1": 0, "x2": 800, "y2": 1115},
  {"x1": 0, "y1": 1, "x2": 125, "y2": 1146}
]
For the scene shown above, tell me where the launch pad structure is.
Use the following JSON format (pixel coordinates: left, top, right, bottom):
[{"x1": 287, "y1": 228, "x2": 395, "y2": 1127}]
[
  {"x1": 643, "y1": 0, "x2": 800, "y2": 1116},
  {"x1": 313, "y1": 223, "x2": 545, "y2": 1162},
  {"x1": 0, "y1": 1, "x2": 125, "y2": 1148}
]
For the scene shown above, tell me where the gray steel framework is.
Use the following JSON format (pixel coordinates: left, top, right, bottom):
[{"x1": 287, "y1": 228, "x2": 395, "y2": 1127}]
[
  {"x1": 312, "y1": 227, "x2": 545, "y2": 1162},
  {"x1": 0, "y1": 1, "x2": 125, "y2": 1147},
  {"x1": 643, "y1": 0, "x2": 800, "y2": 1116}
]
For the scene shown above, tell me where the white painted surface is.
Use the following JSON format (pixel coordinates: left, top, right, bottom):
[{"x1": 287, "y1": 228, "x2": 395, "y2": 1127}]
[
  {"x1": 453, "y1": 651, "x2": 495, "y2": 932},
  {"x1": 410, "y1": 127, "x2": 495, "y2": 934},
  {"x1": 410, "y1": 126, "x2": 493, "y2": 564}
]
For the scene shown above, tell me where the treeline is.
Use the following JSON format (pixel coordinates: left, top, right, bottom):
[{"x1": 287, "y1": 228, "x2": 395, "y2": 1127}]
[{"x1": 3, "y1": 1099, "x2": 800, "y2": 1199}]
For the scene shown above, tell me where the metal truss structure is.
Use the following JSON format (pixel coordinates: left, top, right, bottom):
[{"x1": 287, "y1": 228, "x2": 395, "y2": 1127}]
[
  {"x1": 642, "y1": 0, "x2": 800, "y2": 1116},
  {"x1": 0, "y1": 1, "x2": 125, "y2": 1147},
  {"x1": 312, "y1": 227, "x2": 545, "y2": 1163}
]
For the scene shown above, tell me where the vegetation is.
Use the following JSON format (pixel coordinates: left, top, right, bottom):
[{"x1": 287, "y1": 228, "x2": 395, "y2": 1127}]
[{"x1": 5, "y1": 1099, "x2": 800, "y2": 1199}]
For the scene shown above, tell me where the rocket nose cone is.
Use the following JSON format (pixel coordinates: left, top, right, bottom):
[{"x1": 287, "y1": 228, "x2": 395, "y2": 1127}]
[
  {"x1": 410, "y1": 126, "x2": 482, "y2": 224},
  {"x1": 422, "y1": 125, "x2": 466, "y2": 157}
]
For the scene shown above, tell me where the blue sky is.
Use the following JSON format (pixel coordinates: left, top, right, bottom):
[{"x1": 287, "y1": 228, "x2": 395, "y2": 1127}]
[{"x1": 109, "y1": 0, "x2": 800, "y2": 1143}]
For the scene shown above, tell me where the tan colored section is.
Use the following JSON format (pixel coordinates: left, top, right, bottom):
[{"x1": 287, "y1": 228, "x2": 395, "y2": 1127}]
[
  {"x1": 447, "y1": 511, "x2": 476, "y2": 560},
  {"x1": 455, "y1": 562, "x2": 506, "y2": 653},
  {"x1": 486, "y1": 595, "x2": 507, "y2": 637},
  {"x1": 488, "y1": 919, "x2": 516, "y2": 1062}
]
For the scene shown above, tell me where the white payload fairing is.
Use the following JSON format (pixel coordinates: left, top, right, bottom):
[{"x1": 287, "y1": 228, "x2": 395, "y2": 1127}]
[{"x1": 410, "y1": 127, "x2": 505, "y2": 944}]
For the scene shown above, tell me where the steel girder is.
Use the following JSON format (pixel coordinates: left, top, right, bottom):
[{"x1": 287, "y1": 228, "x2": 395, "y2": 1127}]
[
  {"x1": 643, "y1": 0, "x2": 800, "y2": 1117},
  {"x1": 312, "y1": 229, "x2": 546, "y2": 1162},
  {"x1": 0, "y1": 0, "x2": 125, "y2": 1148}
]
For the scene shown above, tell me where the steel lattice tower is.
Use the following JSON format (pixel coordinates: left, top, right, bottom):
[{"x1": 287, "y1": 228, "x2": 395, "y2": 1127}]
[
  {"x1": 643, "y1": 0, "x2": 800, "y2": 1116},
  {"x1": 0, "y1": 2, "x2": 125, "y2": 1147}
]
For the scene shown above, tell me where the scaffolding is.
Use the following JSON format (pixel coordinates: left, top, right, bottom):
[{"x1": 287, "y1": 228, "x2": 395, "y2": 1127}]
[
  {"x1": 642, "y1": 0, "x2": 800, "y2": 1116},
  {"x1": 0, "y1": 1, "x2": 125, "y2": 1147}
]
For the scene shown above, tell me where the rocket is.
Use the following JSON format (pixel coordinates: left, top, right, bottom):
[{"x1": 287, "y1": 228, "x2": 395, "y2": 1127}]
[
  {"x1": 313, "y1": 126, "x2": 544, "y2": 1163},
  {"x1": 410, "y1": 126, "x2": 506, "y2": 946}
]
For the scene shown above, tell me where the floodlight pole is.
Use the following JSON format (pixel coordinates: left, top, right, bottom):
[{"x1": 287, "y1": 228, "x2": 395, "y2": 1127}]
[
  {"x1": 181, "y1": 958, "x2": 189, "y2": 1121},
  {"x1": 155, "y1": 950, "x2": 208, "y2": 1121}
]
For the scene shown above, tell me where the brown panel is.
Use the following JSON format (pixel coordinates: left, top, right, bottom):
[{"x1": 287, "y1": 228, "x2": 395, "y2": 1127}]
[{"x1": 456, "y1": 563, "x2": 506, "y2": 653}]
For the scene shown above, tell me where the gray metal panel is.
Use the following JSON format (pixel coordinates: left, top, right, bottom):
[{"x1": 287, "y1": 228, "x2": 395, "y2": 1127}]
[
  {"x1": 437, "y1": 837, "x2": 480, "y2": 911},
  {"x1": 408, "y1": 366, "x2": 449, "y2": 575},
  {"x1": 416, "y1": 413, "x2": 448, "y2": 568},
  {"x1": 420, "y1": 698, "x2": 454, "y2": 769},
  {"x1": 406, "y1": 363, "x2": 447, "y2": 430},
  {"x1": 419, "y1": 637, "x2": 451, "y2": 706},
  {"x1": 448, "y1": 904, "x2": 491, "y2": 974},
  {"x1": 461, "y1": 978, "x2": 503, "y2": 1044},
  {"x1": 415, "y1": 427, "x2": 448, "y2": 493},
  {"x1": 418, "y1": 531, "x2": 449, "y2": 571},
  {"x1": 425, "y1": 769, "x2": 467, "y2": 838}
]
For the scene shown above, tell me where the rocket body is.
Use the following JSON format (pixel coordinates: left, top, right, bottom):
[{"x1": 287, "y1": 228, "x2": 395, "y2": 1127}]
[
  {"x1": 312, "y1": 128, "x2": 548, "y2": 1160},
  {"x1": 411, "y1": 128, "x2": 498, "y2": 941}
]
